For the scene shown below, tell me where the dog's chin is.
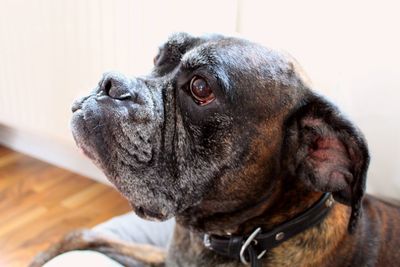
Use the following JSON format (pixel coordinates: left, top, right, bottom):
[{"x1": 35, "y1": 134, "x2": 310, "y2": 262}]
[
  {"x1": 130, "y1": 202, "x2": 174, "y2": 221},
  {"x1": 70, "y1": 110, "x2": 103, "y2": 164},
  {"x1": 71, "y1": 111, "x2": 93, "y2": 159}
]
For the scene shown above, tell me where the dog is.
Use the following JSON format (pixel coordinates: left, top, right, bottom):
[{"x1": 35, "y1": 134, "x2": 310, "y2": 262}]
[{"x1": 31, "y1": 33, "x2": 400, "y2": 267}]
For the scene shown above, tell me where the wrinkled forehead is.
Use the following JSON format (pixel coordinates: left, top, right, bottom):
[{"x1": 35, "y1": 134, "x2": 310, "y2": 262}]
[
  {"x1": 163, "y1": 33, "x2": 252, "y2": 67},
  {"x1": 163, "y1": 32, "x2": 224, "y2": 52}
]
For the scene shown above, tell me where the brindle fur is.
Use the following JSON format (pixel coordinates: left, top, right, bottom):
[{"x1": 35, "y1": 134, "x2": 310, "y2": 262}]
[
  {"x1": 29, "y1": 230, "x2": 166, "y2": 267},
  {"x1": 32, "y1": 33, "x2": 400, "y2": 266}
]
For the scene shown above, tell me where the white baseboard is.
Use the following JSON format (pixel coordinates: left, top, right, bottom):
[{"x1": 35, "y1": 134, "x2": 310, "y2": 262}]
[{"x1": 0, "y1": 124, "x2": 110, "y2": 185}]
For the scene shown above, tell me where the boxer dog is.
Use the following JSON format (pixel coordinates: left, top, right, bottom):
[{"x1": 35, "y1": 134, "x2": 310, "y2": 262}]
[{"x1": 31, "y1": 33, "x2": 400, "y2": 267}]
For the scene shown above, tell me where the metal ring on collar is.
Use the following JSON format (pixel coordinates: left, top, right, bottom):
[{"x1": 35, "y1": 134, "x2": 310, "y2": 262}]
[{"x1": 239, "y1": 227, "x2": 267, "y2": 265}]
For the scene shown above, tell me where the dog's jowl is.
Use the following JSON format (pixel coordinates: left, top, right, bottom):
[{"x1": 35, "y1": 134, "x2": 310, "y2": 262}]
[{"x1": 32, "y1": 33, "x2": 400, "y2": 267}]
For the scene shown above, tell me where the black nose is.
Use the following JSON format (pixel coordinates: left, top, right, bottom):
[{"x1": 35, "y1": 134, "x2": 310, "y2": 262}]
[{"x1": 100, "y1": 72, "x2": 132, "y2": 100}]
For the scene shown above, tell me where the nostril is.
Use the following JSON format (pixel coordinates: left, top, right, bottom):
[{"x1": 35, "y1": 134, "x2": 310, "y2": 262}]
[
  {"x1": 101, "y1": 76, "x2": 132, "y2": 100},
  {"x1": 104, "y1": 79, "x2": 112, "y2": 96},
  {"x1": 100, "y1": 73, "x2": 141, "y2": 101}
]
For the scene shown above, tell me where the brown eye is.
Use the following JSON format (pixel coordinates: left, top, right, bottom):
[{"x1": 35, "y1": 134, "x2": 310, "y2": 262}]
[{"x1": 190, "y1": 76, "x2": 215, "y2": 105}]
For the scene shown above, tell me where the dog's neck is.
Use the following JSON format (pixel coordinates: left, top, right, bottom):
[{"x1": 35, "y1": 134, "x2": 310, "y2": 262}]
[
  {"x1": 175, "y1": 180, "x2": 352, "y2": 267},
  {"x1": 176, "y1": 178, "x2": 326, "y2": 236}
]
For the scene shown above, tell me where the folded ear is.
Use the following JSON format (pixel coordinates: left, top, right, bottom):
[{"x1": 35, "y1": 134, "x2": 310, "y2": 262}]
[{"x1": 283, "y1": 95, "x2": 370, "y2": 232}]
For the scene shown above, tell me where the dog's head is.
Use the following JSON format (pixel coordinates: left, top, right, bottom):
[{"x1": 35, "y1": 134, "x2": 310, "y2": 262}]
[{"x1": 71, "y1": 33, "x2": 369, "y2": 231}]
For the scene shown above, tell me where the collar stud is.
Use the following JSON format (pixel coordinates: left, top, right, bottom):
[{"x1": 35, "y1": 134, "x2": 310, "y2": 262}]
[
  {"x1": 275, "y1": 232, "x2": 285, "y2": 241},
  {"x1": 325, "y1": 195, "x2": 334, "y2": 207}
]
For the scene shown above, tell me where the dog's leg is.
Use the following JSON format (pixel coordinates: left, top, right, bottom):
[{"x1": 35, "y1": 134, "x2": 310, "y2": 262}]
[{"x1": 29, "y1": 229, "x2": 166, "y2": 267}]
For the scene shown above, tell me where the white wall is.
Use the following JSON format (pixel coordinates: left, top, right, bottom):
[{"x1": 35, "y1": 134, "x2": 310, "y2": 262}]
[
  {"x1": 0, "y1": 0, "x2": 399, "y2": 198},
  {"x1": 237, "y1": 0, "x2": 400, "y2": 198}
]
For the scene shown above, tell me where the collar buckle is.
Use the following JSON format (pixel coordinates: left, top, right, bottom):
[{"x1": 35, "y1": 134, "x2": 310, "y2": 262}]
[{"x1": 239, "y1": 227, "x2": 267, "y2": 265}]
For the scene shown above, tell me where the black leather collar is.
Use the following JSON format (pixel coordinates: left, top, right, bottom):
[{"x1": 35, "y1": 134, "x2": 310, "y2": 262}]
[{"x1": 203, "y1": 193, "x2": 334, "y2": 267}]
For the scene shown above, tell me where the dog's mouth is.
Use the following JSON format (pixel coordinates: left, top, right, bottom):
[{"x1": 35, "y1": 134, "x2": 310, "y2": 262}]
[
  {"x1": 71, "y1": 94, "x2": 93, "y2": 113},
  {"x1": 70, "y1": 90, "x2": 180, "y2": 222},
  {"x1": 130, "y1": 203, "x2": 170, "y2": 221}
]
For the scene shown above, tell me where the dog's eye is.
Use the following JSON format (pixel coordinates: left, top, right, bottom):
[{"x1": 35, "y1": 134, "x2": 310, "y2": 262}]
[{"x1": 190, "y1": 76, "x2": 215, "y2": 106}]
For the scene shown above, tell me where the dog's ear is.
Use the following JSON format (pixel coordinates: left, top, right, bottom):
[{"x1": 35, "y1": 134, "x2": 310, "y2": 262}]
[{"x1": 283, "y1": 94, "x2": 370, "y2": 232}]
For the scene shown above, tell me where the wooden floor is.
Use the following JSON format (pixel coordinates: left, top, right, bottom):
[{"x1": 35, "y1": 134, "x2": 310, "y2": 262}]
[{"x1": 0, "y1": 146, "x2": 131, "y2": 267}]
